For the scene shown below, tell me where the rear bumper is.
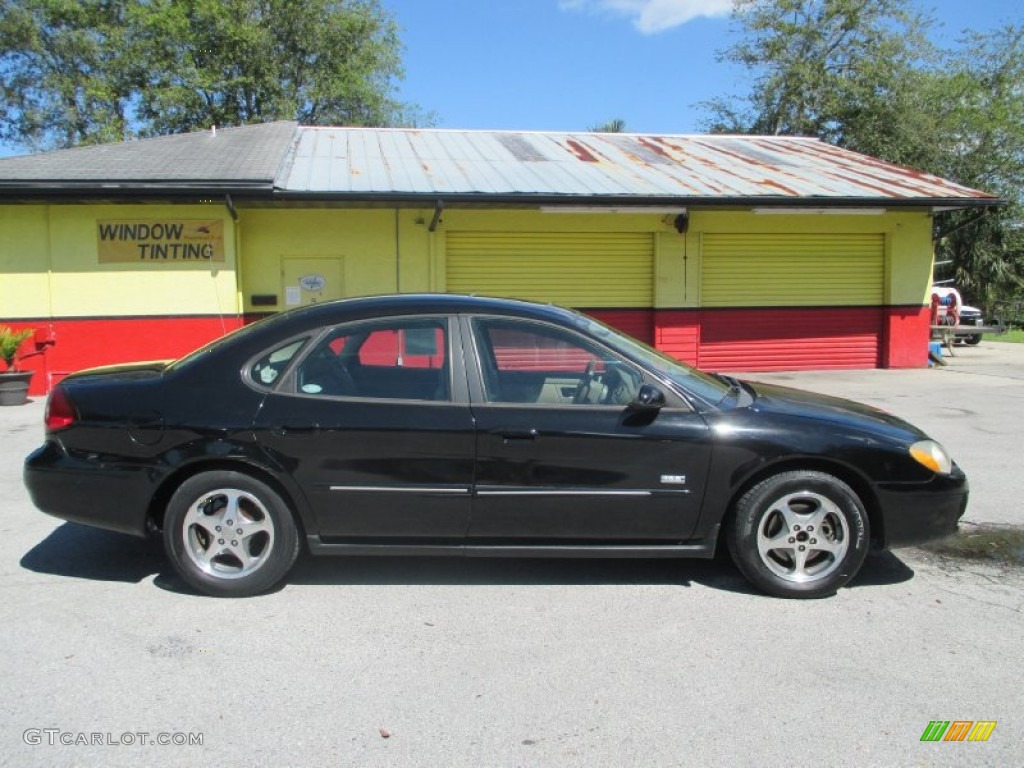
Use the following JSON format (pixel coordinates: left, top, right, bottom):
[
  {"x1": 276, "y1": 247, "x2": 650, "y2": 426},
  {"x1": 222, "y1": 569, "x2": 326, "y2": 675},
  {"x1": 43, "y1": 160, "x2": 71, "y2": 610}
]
[
  {"x1": 24, "y1": 441, "x2": 154, "y2": 538},
  {"x1": 875, "y1": 466, "x2": 969, "y2": 548}
]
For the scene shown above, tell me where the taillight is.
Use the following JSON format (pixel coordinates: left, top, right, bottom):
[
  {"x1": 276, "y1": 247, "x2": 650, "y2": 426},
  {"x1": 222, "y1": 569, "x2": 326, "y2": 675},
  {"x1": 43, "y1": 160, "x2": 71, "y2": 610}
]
[{"x1": 45, "y1": 387, "x2": 76, "y2": 432}]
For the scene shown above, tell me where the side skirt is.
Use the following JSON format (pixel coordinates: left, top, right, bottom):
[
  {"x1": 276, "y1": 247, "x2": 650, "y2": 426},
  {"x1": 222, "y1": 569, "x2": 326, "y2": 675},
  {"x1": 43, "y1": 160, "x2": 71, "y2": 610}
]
[{"x1": 306, "y1": 527, "x2": 719, "y2": 560}]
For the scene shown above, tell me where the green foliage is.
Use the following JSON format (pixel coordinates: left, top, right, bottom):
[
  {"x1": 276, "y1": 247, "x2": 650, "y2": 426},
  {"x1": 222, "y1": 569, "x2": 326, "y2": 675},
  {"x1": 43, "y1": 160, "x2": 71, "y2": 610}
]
[
  {"x1": 0, "y1": 326, "x2": 34, "y2": 371},
  {"x1": 0, "y1": 0, "x2": 426, "y2": 150},
  {"x1": 588, "y1": 118, "x2": 629, "y2": 133},
  {"x1": 705, "y1": 0, "x2": 934, "y2": 145},
  {"x1": 0, "y1": 1, "x2": 134, "y2": 150},
  {"x1": 702, "y1": 0, "x2": 1024, "y2": 314},
  {"x1": 132, "y1": 0, "x2": 420, "y2": 135},
  {"x1": 929, "y1": 27, "x2": 1024, "y2": 312}
]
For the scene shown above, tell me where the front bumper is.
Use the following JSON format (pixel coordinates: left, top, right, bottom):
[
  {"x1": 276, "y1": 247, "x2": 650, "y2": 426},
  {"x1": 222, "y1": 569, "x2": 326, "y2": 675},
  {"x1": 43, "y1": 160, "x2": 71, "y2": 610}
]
[
  {"x1": 24, "y1": 441, "x2": 157, "y2": 538},
  {"x1": 875, "y1": 466, "x2": 969, "y2": 548}
]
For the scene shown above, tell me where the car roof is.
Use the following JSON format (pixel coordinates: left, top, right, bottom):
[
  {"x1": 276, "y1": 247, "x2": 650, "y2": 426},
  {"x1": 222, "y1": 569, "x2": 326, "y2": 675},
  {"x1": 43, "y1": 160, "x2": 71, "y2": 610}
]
[
  {"x1": 275, "y1": 293, "x2": 582, "y2": 328},
  {"x1": 168, "y1": 293, "x2": 590, "y2": 378},
  {"x1": 212, "y1": 293, "x2": 589, "y2": 358}
]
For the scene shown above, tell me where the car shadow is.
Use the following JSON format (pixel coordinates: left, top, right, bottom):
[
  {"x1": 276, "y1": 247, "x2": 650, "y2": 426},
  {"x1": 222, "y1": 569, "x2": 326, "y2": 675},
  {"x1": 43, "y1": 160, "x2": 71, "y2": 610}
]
[
  {"x1": 20, "y1": 523, "x2": 914, "y2": 596},
  {"x1": 286, "y1": 550, "x2": 760, "y2": 594},
  {"x1": 849, "y1": 549, "x2": 916, "y2": 588},
  {"x1": 20, "y1": 522, "x2": 166, "y2": 584}
]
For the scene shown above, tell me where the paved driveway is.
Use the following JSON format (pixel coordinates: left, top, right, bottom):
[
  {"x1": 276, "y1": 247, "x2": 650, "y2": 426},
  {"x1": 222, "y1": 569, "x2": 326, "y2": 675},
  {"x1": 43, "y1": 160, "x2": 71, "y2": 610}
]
[{"x1": 1, "y1": 343, "x2": 1021, "y2": 767}]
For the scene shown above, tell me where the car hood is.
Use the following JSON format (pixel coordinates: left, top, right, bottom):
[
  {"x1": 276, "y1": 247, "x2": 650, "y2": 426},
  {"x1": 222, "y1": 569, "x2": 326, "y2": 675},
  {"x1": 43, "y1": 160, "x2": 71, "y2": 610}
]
[{"x1": 741, "y1": 380, "x2": 926, "y2": 443}]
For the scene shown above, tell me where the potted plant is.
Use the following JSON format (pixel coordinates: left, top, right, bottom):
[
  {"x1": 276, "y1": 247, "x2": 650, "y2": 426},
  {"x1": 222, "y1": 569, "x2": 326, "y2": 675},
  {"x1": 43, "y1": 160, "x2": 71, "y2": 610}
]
[{"x1": 0, "y1": 326, "x2": 35, "y2": 405}]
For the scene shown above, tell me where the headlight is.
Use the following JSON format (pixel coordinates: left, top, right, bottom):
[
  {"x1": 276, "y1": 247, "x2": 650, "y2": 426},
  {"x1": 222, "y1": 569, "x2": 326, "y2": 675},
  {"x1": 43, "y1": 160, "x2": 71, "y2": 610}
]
[{"x1": 909, "y1": 440, "x2": 953, "y2": 475}]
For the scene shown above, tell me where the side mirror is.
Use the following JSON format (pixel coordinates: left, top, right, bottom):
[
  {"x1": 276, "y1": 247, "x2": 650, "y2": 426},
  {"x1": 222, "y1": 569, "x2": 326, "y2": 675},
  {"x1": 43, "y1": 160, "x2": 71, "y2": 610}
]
[{"x1": 629, "y1": 384, "x2": 666, "y2": 411}]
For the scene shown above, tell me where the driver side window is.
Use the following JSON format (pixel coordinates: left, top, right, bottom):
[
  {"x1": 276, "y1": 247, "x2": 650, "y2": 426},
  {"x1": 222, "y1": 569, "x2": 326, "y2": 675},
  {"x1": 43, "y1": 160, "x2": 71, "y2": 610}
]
[{"x1": 472, "y1": 318, "x2": 642, "y2": 405}]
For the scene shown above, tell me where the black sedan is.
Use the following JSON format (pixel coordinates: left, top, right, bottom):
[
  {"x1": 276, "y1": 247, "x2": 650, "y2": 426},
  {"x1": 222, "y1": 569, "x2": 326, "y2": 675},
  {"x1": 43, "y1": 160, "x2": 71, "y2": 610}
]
[{"x1": 24, "y1": 294, "x2": 967, "y2": 598}]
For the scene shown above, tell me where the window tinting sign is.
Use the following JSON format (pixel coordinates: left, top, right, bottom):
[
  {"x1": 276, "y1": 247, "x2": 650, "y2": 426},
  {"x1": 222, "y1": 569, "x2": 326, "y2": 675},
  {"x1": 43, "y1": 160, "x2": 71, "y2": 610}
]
[{"x1": 98, "y1": 220, "x2": 225, "y2": 262}]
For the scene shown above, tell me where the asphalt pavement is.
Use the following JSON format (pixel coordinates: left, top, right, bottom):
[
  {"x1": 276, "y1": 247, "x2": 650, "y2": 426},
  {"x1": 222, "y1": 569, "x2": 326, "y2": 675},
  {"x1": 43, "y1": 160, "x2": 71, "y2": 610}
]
[{"x1": 1, "y1": 341, "x2": 1021, "y2": 767}]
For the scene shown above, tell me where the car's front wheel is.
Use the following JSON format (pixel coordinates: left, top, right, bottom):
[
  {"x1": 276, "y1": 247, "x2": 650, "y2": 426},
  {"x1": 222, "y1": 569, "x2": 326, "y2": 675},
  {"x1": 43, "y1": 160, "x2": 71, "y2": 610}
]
[
  {"x1": 163, "y1": 471, "x2": 300, "y2": 597},
  {"x1": 727, "y1": 470, "x2": 869, "y2": 598}
]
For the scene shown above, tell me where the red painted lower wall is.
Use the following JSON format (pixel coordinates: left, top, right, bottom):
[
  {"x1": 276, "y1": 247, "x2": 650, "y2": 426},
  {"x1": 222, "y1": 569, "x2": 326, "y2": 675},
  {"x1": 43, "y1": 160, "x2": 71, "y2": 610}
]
[
  {"x1": 578, "y1": 306, "x2": 929, "y2": 371},
  {"x1": 652, "y1": 306, "x2": 929, "y2": 372},
  {"x1": 883, "y1": 306, "x2": 931, "y2": 368},
  {"x1": 654, "y1": 311, "x2": 700, "y2": 366},
  {"x1": 7, "y1": 316, "x2": 244, "y2": 396},
  {"x1": 698, "y1": 306, "x2": 885, "y2": 371},
  {"x1": 4, "y1": 305, "x2": 930, "y2": 397}
]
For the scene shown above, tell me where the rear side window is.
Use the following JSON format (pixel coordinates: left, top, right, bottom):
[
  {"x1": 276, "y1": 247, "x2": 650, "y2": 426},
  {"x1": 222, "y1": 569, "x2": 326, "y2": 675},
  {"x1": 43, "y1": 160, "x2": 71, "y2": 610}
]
[
  {"x1": 294, "y1": 317, "x2": 450, "y2": 401},
  {"x1": 357, "y1": 326, "x2": 446, "y2": 369},
  {"x1": 249, "y1": 338, "x2": 308, "y2": 389}
]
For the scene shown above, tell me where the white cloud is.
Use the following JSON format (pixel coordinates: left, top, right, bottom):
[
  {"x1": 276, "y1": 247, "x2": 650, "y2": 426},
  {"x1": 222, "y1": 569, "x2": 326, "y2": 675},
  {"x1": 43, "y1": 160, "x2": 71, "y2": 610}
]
[{"x1": 560, "y1": 0, "x2": 733, "y2": 34}]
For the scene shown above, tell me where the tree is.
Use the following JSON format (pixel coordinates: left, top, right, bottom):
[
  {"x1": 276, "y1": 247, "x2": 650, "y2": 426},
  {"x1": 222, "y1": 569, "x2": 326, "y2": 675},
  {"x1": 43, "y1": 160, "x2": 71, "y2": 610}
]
[
  {"x1": 0, "y1": 0, "x2": 424, "y2": 151},
  {"x1": 702, "y1": 0, "x2": 1024, "y2": 315},
  {"x1": 929, "y1": 26, "x2": 1024, "y2": 312},
  {"x1": 588, "y1": 118, "x2": 628, "y2": 133},
  {"x1": 0, "y1": 1, "x2": 136, "y2": 150},
  {"x1": 703, "y1": 0, "x2": 935, "y2": 148},
  {"x1": 132, "y1": 0, "x2": 418, "y2": 136}
]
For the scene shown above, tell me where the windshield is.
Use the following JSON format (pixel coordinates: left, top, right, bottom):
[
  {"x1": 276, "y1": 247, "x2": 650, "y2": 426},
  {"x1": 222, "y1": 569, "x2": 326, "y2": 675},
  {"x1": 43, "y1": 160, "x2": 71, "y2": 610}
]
[{"x1": 572, "y1": 314, "x2": 731, "y2": 405}]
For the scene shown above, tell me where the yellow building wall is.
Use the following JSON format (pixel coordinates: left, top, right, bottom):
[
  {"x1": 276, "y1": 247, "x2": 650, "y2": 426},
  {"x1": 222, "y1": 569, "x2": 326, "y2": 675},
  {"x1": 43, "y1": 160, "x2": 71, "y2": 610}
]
[
  {"x1": 1, "y1": 203, "x2": 238, "y2": 319},
  {"x1": 237, "y1": 207, "x2": 685, "y2": 312},
  {"x1": 434, "y1": 209, "x2": 684, "y2": 308},
  {"x1": 0, "y1": 205, "x2": 52, "y2": 318},
  {"x1": 233, "y1": 206, "x2": 933, "y2": 313},
  {"x1": 238, "y1": 208, "x2": 410, "y2": 312},
  {"x1": 683, "y1": 210, "x2": 934, "y2": 307},
  {"x1": 4, "y1": 204, "x2": 935, "y2": 322}
]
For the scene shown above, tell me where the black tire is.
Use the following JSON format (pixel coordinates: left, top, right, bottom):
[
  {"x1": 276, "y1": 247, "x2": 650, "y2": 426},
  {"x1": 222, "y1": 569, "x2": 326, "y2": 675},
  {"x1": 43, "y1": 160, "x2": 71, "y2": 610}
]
[
  {"x1": 727, "y1": 470, "x2": 869, "y2": 599},
  {"x1": 964, "y1": 334, "x2": 982, "y2": 346},
  {"x1": 163, "y1": 471, "x2": 300, "y2": 597}
]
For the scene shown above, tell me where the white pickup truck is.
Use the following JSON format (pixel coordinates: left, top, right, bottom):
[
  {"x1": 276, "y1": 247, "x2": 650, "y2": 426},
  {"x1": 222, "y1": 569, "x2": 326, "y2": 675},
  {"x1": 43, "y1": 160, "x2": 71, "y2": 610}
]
[{"x1": 932, "y1": 286, "x2": 986, "y2": 345}]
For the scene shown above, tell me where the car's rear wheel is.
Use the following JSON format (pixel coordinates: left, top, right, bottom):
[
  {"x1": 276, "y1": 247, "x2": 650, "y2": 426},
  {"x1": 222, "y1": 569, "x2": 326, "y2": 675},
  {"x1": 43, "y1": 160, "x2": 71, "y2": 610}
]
[
  {"x1": 727, "y1": 471, "x2": 869, "y2": 598},
  {"x1": 163, "y1": 471, "x2": 300, "y2": 597},
  {"x1": 964, "y1": 334, "x2": 982, "y2": 345}
]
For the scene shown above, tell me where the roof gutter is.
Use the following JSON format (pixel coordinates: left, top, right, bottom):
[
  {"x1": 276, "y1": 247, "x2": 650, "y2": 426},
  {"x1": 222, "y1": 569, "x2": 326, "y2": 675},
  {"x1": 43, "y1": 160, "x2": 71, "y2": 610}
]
[
  {"x1": 0, "y1": 180, "x2": 276, "y2": 202},
  {"x1": 0, "y1": 185, "x2": 1005, "y2": 211},
  {"x1": 268, "y1": 190, "x2": 1006, "y2": 211}
]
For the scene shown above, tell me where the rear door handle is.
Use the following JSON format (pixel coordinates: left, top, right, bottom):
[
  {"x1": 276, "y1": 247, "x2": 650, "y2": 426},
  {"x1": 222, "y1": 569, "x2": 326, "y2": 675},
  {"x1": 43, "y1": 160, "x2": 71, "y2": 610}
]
[{"x1": 501, "y1": 429, "x2": 538, "y2": 442}]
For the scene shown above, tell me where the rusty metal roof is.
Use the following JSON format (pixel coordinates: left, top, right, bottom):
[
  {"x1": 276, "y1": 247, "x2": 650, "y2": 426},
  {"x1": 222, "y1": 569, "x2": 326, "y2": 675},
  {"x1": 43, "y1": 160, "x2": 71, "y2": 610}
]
[
  {"x1": 0, "y1": 123, "x2": 998, "y2": 208},
  {"x1": 278, "y1": 127, "x2": 998, "y2": 208}
]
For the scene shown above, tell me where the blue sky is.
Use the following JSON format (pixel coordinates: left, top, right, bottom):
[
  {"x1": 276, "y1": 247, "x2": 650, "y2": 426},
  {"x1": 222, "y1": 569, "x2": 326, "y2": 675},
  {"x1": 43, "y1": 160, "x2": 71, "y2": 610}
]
[{"x1": 385, "y1": 0, "x2": 1022, "y2": 134}]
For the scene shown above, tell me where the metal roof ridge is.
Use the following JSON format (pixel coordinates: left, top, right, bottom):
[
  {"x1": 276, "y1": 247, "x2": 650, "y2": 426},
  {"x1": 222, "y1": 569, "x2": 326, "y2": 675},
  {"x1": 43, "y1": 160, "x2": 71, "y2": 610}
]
[{"x1": 295, "y1": 126, "x2": 824, "y2": 142}]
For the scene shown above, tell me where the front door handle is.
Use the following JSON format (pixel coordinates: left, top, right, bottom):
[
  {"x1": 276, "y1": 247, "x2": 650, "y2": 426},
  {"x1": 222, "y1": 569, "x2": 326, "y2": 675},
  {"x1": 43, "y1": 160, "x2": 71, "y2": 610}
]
[{"x1": 271, "y1": 424, "x2": 319, "y2": 437}]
